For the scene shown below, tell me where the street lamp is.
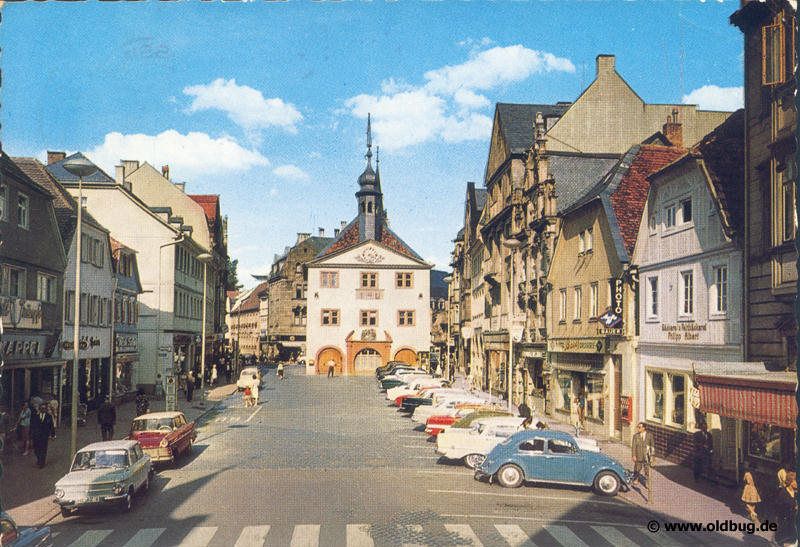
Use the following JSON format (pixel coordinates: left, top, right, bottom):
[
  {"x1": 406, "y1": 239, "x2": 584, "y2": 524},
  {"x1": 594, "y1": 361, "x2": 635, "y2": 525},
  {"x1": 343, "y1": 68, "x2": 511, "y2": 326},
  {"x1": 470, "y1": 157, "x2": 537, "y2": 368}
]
[
  {"x1": 63, "y1": 156, "x2": 98, "y2": 460},
  {"x1": 196, "y1": 252, "x2": 213, "y2": 408},
  {"x1": 442, "y1": 275, "x2": 453, "y2": 381},
  {"x1": 502, "y1": 238, "x2": 523, "y2": 412}
]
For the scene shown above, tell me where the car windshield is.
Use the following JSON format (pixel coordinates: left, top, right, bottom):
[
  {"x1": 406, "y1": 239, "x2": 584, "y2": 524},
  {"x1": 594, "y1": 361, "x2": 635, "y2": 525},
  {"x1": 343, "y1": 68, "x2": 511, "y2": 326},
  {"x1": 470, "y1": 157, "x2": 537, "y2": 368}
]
[
  {"x1": 72, "y1": 449, "x2": 128, "y2": 470},
  {"x1": 131, "y1": 417, "x2": 174, "y2": 431}
]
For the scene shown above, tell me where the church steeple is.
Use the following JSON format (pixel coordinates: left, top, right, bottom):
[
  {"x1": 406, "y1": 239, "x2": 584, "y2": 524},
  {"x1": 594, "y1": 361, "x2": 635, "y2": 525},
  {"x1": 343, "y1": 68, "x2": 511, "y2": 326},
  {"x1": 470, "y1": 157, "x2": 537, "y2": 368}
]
[{"x1": 356, "y1": 114, "x2": 384, "y2": 242}]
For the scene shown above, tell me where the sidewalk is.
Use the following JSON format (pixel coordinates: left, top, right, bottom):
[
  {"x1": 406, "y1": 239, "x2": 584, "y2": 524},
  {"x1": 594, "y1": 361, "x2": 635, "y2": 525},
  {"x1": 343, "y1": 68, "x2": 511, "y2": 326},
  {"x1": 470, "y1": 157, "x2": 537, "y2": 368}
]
[
  {"x1": 450, "y1": 373, "x2": 771, "y2": 545},
  {"x1": 2, "y1": 382, "x2": 238, "y2": 526}
]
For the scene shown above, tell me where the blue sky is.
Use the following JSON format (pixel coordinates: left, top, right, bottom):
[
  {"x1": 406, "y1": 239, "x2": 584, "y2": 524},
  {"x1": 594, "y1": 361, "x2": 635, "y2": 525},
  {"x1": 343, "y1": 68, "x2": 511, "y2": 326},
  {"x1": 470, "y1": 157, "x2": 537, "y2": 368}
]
[{"x1": 1, "y1": 1, "x2": 744, "y2": 287}]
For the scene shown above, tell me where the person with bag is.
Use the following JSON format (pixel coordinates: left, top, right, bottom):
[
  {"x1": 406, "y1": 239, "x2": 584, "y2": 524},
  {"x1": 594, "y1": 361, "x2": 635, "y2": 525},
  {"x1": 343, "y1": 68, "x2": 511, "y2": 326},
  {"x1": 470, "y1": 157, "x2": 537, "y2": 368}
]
[
  {"x1": 741, "y1": 465, "x2": 762, "y2": 525},
  {"x1": 277, "y1": 363, "x2": 285, "y2": 380}
]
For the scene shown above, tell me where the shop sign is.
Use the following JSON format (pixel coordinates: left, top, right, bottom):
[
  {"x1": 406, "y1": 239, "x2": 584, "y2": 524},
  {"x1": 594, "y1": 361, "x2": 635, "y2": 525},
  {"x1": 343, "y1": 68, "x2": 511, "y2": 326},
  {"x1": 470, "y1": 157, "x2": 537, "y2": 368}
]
[
  {"x1": 689, "y1": 386, "x2": 700, "y2": 408},
  {"x1": 0, "y1": 297, "x2": 42, "y2": 329},
  {"x1": 115, "y1": 335, "x2": 138, "y2": 353},
  {"x1": 547, "y1": 338, "x2": 606, "y2": 353},
  {"x1": 1, "y1": 334, "x2": 47, "y2": 359},
  {"x1": 619, "y1": 395, "x2": 632, "y2": 424},
  {"x1": 661, "y1": 322, "x2": 707, "y2": 341},
  {"x1": 521, "y1": 349, "x2": 546, "y2": 359}
]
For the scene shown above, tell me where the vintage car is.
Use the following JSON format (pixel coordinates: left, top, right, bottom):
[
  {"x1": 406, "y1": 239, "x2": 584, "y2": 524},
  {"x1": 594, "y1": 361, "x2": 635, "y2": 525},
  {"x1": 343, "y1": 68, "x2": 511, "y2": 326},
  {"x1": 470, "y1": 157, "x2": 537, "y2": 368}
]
[
  {"x1": 237, "y1": 367, "x2": 262, "y2": 391},
  {"x1": 0, "y1": 512, "x2": 52, "y2": 546},
  {"x1": 376, "y1": 362, "x2": 414, "y2": 380},
  {"x1": 425, "y1": 406, "x2": 509, "y2": 436},
  {"x1": 436, "y1": 416, "x2": 527, "y2": 468},
  {"x1": 474, "y1": 429, "x2": 630, "y2": 496},
  {"x1": 386, "y1": 378, "x2": 445, "y2": 402},
  {"x1": 54, "y1": 440, "x2": 153, "y2": 516},
  {"x1": 411, "y1": 393, "x2": 488, "y2": 423},
  {"x1": 127, "y1": 411, "x2": 196, "y2": 464},
  {"x1": 379, "y1": 370, "x2": 435, "y2": 391},
  {"x1": 400, "y1": 387, "x2": 472, "y2": 414}
]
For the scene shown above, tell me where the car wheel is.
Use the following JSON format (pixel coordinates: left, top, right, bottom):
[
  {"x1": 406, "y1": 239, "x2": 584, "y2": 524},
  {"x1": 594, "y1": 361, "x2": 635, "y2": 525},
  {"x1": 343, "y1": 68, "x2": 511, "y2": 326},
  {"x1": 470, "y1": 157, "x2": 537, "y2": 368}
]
[
  {"x1": 60, "y1": 507, "x2": 71, "y2": 518},
  {"x1": 122, "y1": 487, "x2": 134, "y2": 512},
  {"x1": 464, "y1": 453, "x2": 485, "y2": 469},
  {"x1": 496, "y1": 464, "x2": 524, "y2": 488},
  {"x1": 594, "y1": 471, "x2": 620, "y2": 496}
]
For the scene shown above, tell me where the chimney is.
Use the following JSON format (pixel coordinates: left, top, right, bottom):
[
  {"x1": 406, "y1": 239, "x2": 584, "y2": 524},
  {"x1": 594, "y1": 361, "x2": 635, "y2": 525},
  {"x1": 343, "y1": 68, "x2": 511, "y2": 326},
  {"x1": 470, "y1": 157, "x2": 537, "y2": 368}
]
[
  {"x1": 318, "y1": 227, "x2": 325, "y2": 237},
  {"x1": 663, "y1": 108, "x2": 683, "y2": 147},
  {"x1": 122, "y1": 160, "x2": 139, "y2": 174},
  {"x1": 341, "y1": 220, "x2": 347, "y2": 230},
  {"x1": 596, "y1": 54, "x2": 615, "y2": 76},
  {"x1": 334, "y1": 228, "x2": 340, "y2": 237},
  {"x1": 116, "y1": 165, "x2": 125, "y2": 185},
  {"x1": 162, "y1": 165, "x2": 170, "y2": 179},
  {"x1": 297, "y1": 232, "x2": 310, "y2": 244},
  {"x1": 47, "y1": 151, "x2": 66, "y2": 165}
]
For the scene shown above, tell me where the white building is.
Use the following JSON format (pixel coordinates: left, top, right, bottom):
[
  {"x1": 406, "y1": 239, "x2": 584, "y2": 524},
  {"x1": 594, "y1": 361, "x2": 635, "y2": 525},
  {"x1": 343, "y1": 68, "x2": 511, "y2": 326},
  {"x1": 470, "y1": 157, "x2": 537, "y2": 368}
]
[
  {"x1": 631, "y1": 111, "x2": 745, "y2": 474},
  {"x1": 306, "y1": 118, "x2": 432, "y2": 375}
]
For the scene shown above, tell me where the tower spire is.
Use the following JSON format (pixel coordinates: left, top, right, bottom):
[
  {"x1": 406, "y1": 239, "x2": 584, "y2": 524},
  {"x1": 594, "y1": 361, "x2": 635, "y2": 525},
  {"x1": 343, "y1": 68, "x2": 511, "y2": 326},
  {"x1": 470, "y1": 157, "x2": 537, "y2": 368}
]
[{"x1": 365, "y1": 113, "x2": 373, "y2": 164}]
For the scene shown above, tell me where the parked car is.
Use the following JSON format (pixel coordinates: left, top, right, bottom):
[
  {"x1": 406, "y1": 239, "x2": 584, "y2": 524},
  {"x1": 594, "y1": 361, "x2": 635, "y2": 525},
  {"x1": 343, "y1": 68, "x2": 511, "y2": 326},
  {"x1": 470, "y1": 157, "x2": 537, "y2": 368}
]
[
  {"x1": 54, "y1": 440, "x2": 153, "y2": 517},
  {"x1": 376, "y1": 361, "x2": 411, "y2": 377},
  {"x1": 237, "y1": 367, "x2": 262, "y2": 391},
  {"x1": 436, "y1": 416, "x2": 526, "y2": 468},
  {"x1": 474, "y1": 429, "x2": 630, "y2": 496},
  {"x1": 127, "y1": 411, "x2": 196, "y2": 464},
  {"x1": 425, "y1": 406, "x2": 508, "y2": 436},
  {"x1": 400, "y1": 387, "x2": 472, "y2": 414},
  {"x1": 0, "y1": 512, "x2": 52, "y2": 546},
  {"x1": 379, "y1": 370, "x2": 434, "y2": 391},
  {"x1": 386, "y1": 378, "x2": 446, "y2": 402},
  {"x1": 411, "y1": 393, "x2": 488, "y2": 423}
]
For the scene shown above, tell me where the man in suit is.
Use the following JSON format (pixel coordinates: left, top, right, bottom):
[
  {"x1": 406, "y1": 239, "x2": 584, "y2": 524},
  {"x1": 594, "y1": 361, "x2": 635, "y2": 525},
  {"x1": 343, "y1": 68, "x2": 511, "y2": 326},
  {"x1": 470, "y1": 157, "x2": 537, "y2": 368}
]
[
  {"x1": 30, "y1": 402, "x2": 56, "y2": 468},
  {"x1": 631, "y1": 421, "x2": 654, "y2": 486}
]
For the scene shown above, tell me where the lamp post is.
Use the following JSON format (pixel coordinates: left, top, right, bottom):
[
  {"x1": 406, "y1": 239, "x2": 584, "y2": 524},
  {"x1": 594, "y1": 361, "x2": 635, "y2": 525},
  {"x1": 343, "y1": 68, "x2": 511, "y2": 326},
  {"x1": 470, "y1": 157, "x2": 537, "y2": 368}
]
[
  {"x1": 196, "y1": 253, "x2": 213, "y2": 408},
  {"x1": 502, "y1": 238, "x2": 523, "y2": 412},
  {"x1": 63, "y1": 157, "x2": 98, "y2": 460},
  {"x1": 442, "y1": 275, "x2": 453, "y2": 381}
]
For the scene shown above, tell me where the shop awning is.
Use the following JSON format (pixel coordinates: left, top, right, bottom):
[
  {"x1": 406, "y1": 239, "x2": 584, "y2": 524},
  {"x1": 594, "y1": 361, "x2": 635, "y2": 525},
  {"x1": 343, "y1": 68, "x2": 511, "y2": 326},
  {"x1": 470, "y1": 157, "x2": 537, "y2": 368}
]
[
  {"x1": 4, "y1": 358, "x2": 67, "y2": 370},
  {"x1": 693, "y1": 361, "x2": 798, "y2": 429}
]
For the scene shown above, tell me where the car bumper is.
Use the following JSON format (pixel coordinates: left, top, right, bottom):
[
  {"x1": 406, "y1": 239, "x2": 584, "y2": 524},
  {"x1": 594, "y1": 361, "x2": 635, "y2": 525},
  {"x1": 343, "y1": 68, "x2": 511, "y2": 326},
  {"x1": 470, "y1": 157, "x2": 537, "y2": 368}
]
[
  {"x1": 142, "y1": 447, "x2": 174, "y2": 462},
  {"x1": 55, "y1": 493, "x2": 127, "y2": 509},
  {"x1": 473, "y1": 469, "x2": 490, "y2": 481}
]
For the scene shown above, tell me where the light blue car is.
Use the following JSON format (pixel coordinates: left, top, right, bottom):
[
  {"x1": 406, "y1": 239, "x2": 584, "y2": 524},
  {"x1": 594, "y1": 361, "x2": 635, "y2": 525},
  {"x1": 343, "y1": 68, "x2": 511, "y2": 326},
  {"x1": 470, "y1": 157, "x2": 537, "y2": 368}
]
[{"x1": 474, "y1": 429, "x2": 632, "y2": 496}]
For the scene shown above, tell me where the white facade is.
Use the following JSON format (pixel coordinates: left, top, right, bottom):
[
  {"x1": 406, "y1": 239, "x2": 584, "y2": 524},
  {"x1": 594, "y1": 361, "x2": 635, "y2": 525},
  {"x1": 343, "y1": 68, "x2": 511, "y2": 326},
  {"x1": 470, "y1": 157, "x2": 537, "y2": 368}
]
[
  {"x1": 632, "y1": 156, "x2": 743, "y2": 454},
  {"x1": 307, "y1": 240, "x2": 431, "y2": 375}
]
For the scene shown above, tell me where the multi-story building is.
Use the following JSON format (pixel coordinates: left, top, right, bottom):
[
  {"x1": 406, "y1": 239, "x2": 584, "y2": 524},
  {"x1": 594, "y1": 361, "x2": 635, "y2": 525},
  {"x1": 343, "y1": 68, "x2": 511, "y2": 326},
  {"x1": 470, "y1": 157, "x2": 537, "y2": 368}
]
[
  {"x1": 110, "y1": 237, "x2": 143, "y2": 395},
  {"x1": 0, "y1": 156, "x2": 67, "y2": 416},
  {"x1": 306, "y1": 119, "x2": 432, "y2": 374},
  {"x1": 229, "y1": 283, "x2": 267, "y2": 361},
  {"x1": 20, "y1": 157, "x2": 115, "y2": 411}
]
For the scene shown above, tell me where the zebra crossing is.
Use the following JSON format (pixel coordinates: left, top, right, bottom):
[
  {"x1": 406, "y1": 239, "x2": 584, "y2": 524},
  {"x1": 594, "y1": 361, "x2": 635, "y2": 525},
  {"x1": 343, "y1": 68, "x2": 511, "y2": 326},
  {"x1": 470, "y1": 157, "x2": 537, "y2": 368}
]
[{"x1": 53, "y1": 521, "x2": 711, "y2": 547}]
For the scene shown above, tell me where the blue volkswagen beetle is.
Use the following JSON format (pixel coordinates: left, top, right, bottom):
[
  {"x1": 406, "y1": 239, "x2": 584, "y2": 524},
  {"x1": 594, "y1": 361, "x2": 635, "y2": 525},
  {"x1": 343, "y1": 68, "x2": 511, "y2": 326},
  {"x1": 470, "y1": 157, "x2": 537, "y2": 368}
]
[{"x1": 474, "y1": 429, "x2": 631, "y2": 496}]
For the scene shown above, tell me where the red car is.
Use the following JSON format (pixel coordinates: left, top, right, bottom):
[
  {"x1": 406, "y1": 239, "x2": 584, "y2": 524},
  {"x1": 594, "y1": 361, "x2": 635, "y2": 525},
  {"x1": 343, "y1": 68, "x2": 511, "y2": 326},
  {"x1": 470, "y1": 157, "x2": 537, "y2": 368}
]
[
  {"x1": 127, "y1": 411, "x2": 196, "y2": 465},
  {"x1": 426, "y1": 407, "x2": 510, "y2": 436}
]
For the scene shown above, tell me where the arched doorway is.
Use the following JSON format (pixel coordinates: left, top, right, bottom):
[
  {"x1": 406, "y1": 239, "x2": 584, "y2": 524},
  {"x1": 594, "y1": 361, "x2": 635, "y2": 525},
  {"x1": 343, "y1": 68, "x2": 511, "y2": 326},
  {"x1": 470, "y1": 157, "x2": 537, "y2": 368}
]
[
  {"x1": 354, "y1": 348, "x2": 382, "y2": 373},
  {"x1": 316, "y1": 347, "x2": 343, "y2": 375},
  {"x1": 394, "y1": 348, "x2": 417, "y2": 365}
]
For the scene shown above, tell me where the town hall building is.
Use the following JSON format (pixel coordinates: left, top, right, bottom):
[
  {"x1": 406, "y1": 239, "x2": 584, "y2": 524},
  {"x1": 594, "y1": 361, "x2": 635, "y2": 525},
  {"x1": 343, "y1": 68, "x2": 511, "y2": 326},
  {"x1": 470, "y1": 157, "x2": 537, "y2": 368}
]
[{"x1": 306, "y1": 118, "x2": 432, "y2": 375}]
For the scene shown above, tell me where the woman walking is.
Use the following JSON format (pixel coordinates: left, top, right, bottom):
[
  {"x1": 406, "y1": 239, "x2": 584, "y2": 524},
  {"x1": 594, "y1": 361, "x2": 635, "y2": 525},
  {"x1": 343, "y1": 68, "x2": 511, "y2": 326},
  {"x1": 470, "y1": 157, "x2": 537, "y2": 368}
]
[
  {"x1": 277, "y1": 363, "x2": 284, "y2": 380},
  {"x1": 774, "y1": 471, "x2": 797, "y2": 547},
  {"x1": 16, "y1": 400, "x2": 31, "y2": 455},
  {"x1": 741, "y1": 466, "x2": 761, "y2": 525}
]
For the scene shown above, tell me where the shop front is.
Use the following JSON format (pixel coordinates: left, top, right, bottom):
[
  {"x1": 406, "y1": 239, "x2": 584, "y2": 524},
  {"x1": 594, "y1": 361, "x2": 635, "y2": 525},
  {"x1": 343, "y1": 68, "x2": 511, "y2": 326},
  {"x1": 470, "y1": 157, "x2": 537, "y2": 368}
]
[
  {"x1": 114, "y1": 332, "x2": 139, "y2": 396},
  {"x1": 519, "y1": 346, "x2": 546, "y2": 414},
  {"x1": 483, "y1": 332, "x2": 508, "y2": 398},
  {"x1": 693, "y1": 362, "x2": 797, "y2": 483},
  {"x1": 1, "y1": 331, "x2": 65, "y2": 423}
]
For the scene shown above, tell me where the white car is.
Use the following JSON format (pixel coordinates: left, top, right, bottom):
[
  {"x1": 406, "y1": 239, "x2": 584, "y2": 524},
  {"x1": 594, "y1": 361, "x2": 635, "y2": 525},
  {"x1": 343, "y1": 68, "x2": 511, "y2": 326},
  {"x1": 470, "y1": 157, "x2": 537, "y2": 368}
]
[
  {"x1": 237, "y1": 367, "x2": 262, "y2": 391},
  {"x1": 386, "y1": 378, "x2": 445, "y2": 402},
  {"x1": 436, "y1": 416, "x2": 527, "y2": 468},
  {"x1": 411, "y1": 393, "x2": 488, "y2": 423}
]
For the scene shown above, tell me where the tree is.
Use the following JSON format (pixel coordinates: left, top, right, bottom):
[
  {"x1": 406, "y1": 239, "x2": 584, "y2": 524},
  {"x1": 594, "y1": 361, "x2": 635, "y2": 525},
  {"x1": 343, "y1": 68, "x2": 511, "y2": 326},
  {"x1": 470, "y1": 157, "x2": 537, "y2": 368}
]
[{"x1": 225, "y1": 258, "x2": 239, "y2": 290}]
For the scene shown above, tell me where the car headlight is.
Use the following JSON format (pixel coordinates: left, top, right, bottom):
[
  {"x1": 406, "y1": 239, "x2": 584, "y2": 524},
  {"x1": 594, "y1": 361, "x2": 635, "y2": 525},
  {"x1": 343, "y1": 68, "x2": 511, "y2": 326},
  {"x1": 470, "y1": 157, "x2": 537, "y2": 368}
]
[
  {"x1": 113, "y1": 482, "x2": 125, "y2": 494},
  {"x1": 55, "y1": 489, "x2": 65, "y2": 498}
]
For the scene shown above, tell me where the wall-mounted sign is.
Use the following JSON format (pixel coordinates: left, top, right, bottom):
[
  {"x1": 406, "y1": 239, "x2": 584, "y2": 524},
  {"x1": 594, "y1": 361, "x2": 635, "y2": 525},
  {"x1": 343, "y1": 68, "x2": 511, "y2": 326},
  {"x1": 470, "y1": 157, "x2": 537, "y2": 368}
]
[
  {"x1": 0, "y1": 297, "x2": 42, "y2": 329},
  {"x1": 361, "y1": 329, "x2": 377, "y2": 341},
  {"x1": 115, "y1": 335, "x2": 138, "y2": 353},
  {"x1": 3, "y1": 334, "x2": 47, "y2": 359},
  {"x1": 355, "y1": 246, "x2": 385, "y2": 264},
  {"x1": 661, "y1": 323, "x2": 707, "y2": 341},
  {"x1": 598, "y1": 307, "x2": 622, "y2": 329},
  {"x1": 547, "y1": 338, "x2": 606, "y2": 354}
]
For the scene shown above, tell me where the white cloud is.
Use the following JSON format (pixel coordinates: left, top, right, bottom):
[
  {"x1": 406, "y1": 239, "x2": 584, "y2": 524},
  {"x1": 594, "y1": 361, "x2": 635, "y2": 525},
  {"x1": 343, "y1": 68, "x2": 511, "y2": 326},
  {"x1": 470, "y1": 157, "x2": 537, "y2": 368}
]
[
  {"x1": 273, "y1": 164, "x2": 310, "y2": 181},
  {"x1": 682, "y1": 85, "x2": 743, "y2": 111},
  {"x1": 269, "y1": 188, "x2": 278, "y2": 196},
  {"x1": 86, "y1": 130, "x2": 270, "y2": 178},
  {"x1": 344, "y1": 45, "x2": 574, "y2": 150},
  {"x1": 183, "y1": 78, "x2": 303, "y2": 133},
  {"x1": 424, "y1": 45, "x2": 575, "y2": 96}
]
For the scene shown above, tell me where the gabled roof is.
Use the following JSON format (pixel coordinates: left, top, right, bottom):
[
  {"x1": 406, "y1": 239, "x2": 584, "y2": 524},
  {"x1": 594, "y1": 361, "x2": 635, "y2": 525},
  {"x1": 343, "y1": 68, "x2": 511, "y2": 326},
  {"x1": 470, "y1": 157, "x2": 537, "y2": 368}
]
[
  {"x1": 188, "y1": 194, "x2": 219, "y2": 223},
  {"x1": 550, "y1": 152, "x2": 621, "y2": 214},
  {"x1": 235, "y1": 282, "x2": 268, "y2": 313},
  {"x1": 14, "y1": 157, "x2": 109, "y2": 247},
  {"x1": 495, "y1": 103, "x2": 572, "y2": 154},
  {"x1": 46, "y1": 152, "x2": 115, "y2": 184},
  {"x1": 3, "y1": 154, "x2": 53, "y2": 197},
  {"x1": 317, "y1": 218, "x2": 423, "y2": 261}
]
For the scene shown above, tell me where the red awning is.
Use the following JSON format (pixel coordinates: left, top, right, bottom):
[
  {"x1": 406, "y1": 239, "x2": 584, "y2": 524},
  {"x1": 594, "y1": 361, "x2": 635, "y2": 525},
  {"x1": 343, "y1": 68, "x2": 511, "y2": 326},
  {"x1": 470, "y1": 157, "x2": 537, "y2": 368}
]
[{"x1": 697, "y1": 378, "x2": 797, "y2": 429}]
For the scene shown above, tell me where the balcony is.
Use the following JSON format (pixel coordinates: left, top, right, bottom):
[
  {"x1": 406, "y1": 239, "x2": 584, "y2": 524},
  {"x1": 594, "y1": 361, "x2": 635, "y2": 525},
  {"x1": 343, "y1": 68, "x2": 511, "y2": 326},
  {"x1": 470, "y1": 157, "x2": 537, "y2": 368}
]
[{"x1": 355, "y1": 288, "x2": 384, "y2": 300}]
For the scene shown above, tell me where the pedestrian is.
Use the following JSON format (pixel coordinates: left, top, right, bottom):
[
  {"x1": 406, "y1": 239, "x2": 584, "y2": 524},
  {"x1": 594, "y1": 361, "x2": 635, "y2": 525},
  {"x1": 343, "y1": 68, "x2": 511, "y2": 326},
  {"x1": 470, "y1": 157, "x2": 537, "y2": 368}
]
[
  {"x1": 517, "y1": 401, "x2": 531, "y2": 419},
  {"x1": 631, "y1": 421, "x2": 654, "y2": 487},
  {"x1": 97, "y1": 396, "x2": 116, "y2": 441},
  {"x1": 186, "y1": 370, "x2": 195, "y2": 402},
  {"x1": 693, "y1": 421, "x2": 714, "y2": 482},
  {"x1": 741, "y1": 465, "x2": 762, "y2": 525},
  {"x1": 47, "y1": 397, "x2": 59, "y2": 429},
  {"x1": 251, "y1": 374, "x2": 260, "y2": 405},
  {"x1": 277, "y1": 363, "x2": 284, "y2": 380},
  {"x1": 774, "y1": 471, "x2": 797, "y2": 546},
  {"x1": 243, "y1": 385, "x2": 253, "y2": 407},
  {"x1": 327, "y1": 359, "x2": 336, "y2": 378},
  {"x1": 30, "y1": 402, "x2": 55, "y2": 468},
  {"x1": 16, "y1": 400, "x2": 31, "y2": 456},
  {"x1": 225, "y1": 362, "x2": 232, "y2": 384},
  {"x1": 574, "y1": 388, "x2": 586, "y2": 429},
  {"x1": 211, "y1": 364, "x2": 218, "y2": 387},
  {"x1": 135, "y1": 389, "x2": 150, "y2": 416}
]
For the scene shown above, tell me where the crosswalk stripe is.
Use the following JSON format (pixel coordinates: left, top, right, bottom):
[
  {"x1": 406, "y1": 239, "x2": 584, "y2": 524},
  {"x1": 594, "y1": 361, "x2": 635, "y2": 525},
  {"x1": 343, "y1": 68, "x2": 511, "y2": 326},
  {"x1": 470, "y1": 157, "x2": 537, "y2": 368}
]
[
  {"x1": 67, "y1": 530, "x2": 113, "y2": 547},
  {"x1": 290, "y1": 524, "x2": 320, "y2": 547},
  {"x1": 544, "y1": 525, "x2": 592, "y2": 547},
  {"x1": 122, "y1": 528, "x2": 165, "y2": 547},
  {"x1": 234, "y1": 525, "x2": 271, "y2": 547},
  {"x1": 346, "y1": 524, "x2": 374, "y2": 547},
  {"x1": 445, "y1": 523, "x2": 484, "y2": 546},
  {"x1": 175, "y1": 526, "x2": 218, "y2": 547},
  {"x1": 592, "y1": 525, "x2": 638, "y2": 547},
  {"x1": 494, "y1": 524, "x2": 531, "y2": 547}
]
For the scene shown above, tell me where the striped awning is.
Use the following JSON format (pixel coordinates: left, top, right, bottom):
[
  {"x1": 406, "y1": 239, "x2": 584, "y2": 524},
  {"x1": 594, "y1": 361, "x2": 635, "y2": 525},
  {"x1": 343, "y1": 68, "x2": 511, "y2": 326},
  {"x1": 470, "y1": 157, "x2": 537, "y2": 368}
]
[{"x1": 696, "y1": 372, "x2": 797, "y2": 429}]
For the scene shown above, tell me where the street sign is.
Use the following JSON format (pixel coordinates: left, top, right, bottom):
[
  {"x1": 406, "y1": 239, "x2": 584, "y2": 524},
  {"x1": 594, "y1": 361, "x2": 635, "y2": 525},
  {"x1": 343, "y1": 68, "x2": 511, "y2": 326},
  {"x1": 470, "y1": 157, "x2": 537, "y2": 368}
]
[{"x1": 165, "y1": 375, "x2": 177, "y2": 411}]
